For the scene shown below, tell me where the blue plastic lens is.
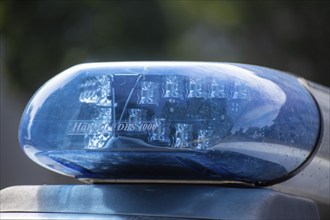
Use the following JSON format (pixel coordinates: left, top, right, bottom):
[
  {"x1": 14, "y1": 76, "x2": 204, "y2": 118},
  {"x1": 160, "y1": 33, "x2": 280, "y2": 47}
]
[{"x1": 19, "y1": 62, "x2": 320, "y2": 184}]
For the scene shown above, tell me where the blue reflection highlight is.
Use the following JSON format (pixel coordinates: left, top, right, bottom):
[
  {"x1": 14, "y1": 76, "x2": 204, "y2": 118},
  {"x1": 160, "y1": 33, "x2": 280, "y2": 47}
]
[{"x1": 19, "y1": 62, "x2": 320, "y2": 184}]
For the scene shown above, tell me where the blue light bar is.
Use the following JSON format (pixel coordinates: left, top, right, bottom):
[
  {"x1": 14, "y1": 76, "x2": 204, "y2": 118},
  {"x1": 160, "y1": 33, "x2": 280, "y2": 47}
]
[{"x1": 19, "y1": 62, "x2": 320, "y2": 185}]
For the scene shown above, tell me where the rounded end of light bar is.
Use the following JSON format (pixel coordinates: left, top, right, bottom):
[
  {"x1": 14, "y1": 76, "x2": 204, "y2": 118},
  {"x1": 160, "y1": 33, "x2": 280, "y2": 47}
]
[{"x1": 19, "y1": 62, "x2": 320, "y2": 185}]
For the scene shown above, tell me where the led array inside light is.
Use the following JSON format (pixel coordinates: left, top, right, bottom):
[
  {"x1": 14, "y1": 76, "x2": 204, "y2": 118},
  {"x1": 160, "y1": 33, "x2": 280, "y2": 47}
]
[{"x1": 80, "y1": 74, "x2": 250, "y2": 150}]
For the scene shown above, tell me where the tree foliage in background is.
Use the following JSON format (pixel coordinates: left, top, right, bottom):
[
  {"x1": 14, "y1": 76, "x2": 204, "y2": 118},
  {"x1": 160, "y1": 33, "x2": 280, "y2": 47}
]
[{"x1": 1, "y1": 0, "x2": 329, "y2": 94}]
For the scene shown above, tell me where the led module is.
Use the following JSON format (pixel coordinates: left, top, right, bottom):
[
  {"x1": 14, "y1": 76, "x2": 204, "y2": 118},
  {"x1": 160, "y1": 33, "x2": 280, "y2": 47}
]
[{"x1": 19, "y1": 62, "x2": 320, "y2": 185}]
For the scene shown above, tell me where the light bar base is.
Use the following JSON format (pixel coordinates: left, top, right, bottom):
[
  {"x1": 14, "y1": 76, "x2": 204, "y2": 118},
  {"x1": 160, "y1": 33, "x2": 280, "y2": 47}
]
[{"x1": 0, "y1": 184, "x2": 319, "y2": 219}]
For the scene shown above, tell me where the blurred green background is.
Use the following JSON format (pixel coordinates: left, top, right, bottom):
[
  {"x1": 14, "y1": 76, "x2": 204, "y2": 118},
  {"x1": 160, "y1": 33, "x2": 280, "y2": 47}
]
[{"x1": 0, "y1": 0, "x2": 329, "y2": 188}]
